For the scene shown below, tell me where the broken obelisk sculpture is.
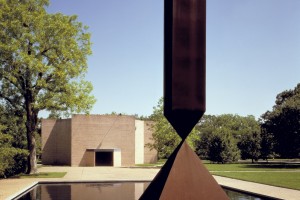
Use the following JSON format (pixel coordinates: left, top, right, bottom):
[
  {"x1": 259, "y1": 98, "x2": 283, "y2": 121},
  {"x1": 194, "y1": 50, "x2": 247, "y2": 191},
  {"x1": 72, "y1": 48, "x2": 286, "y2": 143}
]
[{"x1": 139, "y1": 0, "x2": 229, "y2": 199}]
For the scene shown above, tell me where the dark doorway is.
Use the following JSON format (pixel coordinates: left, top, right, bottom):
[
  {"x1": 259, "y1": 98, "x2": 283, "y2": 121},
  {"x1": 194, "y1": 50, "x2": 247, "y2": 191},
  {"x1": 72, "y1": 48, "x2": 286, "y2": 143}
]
[{"x1": 95, "y1": 152, "x2": 113, "y2": 166}]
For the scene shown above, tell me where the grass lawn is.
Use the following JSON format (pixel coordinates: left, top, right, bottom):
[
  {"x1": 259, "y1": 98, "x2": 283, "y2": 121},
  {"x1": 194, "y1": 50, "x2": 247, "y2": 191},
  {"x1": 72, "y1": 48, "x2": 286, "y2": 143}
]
[
  {"x1": 212, "y1": 171, "x2": 300, "y2": 190},
  {"x1": 203, "y1": 162, "x2": 300, "y2": 190},
  {"x1": 140, "y1": 159, "x2": 300, "y2": 190},
  {"x1": 204, "y1": 163, "x2": 300, "y2": 171},
  {"x1": 135, "y1": 159, "x2": 167, "y2": 167},
  {"x1": 17, "y1": 172, "x2": 67, "y2": 178}
]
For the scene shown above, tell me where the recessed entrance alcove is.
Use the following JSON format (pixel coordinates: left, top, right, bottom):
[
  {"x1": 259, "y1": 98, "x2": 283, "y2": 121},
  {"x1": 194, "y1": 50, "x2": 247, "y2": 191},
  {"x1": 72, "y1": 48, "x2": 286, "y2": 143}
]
[{"x1": 86, "y1": 149, "x2": 121, "y2": 167}]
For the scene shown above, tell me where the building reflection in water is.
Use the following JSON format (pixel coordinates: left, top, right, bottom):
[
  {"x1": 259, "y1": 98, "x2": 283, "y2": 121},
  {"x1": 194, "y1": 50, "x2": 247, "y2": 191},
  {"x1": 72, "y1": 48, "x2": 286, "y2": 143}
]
[
  {"x1": 17, "y1": 182, "x2": 150, "y2": 200},
  {"x1": 16, "y1": 182, "x2": 266, "y2": 200}
]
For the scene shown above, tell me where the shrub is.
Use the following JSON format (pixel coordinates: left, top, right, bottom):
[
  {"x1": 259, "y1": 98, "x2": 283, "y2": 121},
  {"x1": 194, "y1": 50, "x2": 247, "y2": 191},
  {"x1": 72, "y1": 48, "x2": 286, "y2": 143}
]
[
  {"x1": 0, "y1": 134, "x2": 28, "y2": 178},
  {"x1": 197, "y1": 128, "x2": 240, "y2": 163}
]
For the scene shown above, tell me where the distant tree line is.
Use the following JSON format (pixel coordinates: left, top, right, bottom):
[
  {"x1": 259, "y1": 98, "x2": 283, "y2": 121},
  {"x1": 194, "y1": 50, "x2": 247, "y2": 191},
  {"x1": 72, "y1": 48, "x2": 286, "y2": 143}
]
[{"x1": 148, "y1": 83, "x2": 300, "y2": 163}]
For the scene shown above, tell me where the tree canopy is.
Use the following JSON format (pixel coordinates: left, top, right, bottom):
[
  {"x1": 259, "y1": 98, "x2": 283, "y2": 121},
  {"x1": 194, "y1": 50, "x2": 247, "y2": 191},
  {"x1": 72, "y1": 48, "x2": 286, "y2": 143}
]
[
  {"x1": 261, "y1": 83, "x2": 300, "y2": 158},
  {"x1": 237, "y1": 131, "x2": 261, "y2": 163},
  {"x1": 147, "y1": 97, "x2": 198, "y2": 159},
  {"x1": 195, "y1": 114, "x2": 260, "y2": 163},
  {"x1": 0, "y1": 0, "x2": 96, "y2": 174}
]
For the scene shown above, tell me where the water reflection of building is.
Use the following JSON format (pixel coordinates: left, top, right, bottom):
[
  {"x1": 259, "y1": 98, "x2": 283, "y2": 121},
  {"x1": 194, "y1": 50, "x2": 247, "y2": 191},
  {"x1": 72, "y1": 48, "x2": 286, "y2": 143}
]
[
  {"x1": 23, "y1": 183, "x2": 150, "y2": 200},
  {"x1": 42, "y1": 114, "x2": 157, "y2": 166}
]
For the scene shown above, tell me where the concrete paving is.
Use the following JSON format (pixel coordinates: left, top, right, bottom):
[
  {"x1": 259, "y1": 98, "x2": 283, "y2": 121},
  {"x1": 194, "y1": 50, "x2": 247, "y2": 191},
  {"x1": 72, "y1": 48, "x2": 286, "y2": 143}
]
[{"x1": 0, "y1": 166, "x2": 299, "y2": 200}]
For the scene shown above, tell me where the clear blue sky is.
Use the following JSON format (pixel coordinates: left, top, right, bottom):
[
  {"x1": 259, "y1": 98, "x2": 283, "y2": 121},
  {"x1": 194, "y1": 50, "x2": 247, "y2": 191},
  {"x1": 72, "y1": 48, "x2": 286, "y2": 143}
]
[{"x1": 46, "y1": 0, "x2": 300, "y2": 119}]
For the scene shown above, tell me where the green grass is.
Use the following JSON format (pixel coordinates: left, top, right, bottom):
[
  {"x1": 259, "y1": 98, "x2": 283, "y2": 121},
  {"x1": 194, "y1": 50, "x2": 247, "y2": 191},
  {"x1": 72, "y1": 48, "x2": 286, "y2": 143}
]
[
  {"x1": 212, "y1": 171, "x2": 300, "y2": 190},
  {"x1": 135, "y1": 163, "x2": 159, "y2": 167},
  {"x1": 18, "y1": 172, "x2": 67, "y2": 178},
  {"x1": 157, "y1": 159, "x2": 167, "y2": 165},
  {"x1": 136, "y1": 160, "x2": 300, "y2": 190},
  {"x1": 204, "y1": 163, "x2": 300, "y2": 171},
  {"x1": 135, "y1": 159, "x2": 166, "y2": 167},
  {"x1": 204, "y1": 162, "x2": 300, "y2": 190}
]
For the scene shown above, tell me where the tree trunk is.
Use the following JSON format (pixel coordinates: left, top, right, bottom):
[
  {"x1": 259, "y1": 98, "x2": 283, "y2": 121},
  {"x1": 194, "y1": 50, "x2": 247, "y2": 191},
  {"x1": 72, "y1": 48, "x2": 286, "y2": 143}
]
[
  {"x1": 25, "y1": 94, "x2": 38, "y2": 174},
  {"x1": 26, "y1": 126, "x2": 37, "y2": 174}
]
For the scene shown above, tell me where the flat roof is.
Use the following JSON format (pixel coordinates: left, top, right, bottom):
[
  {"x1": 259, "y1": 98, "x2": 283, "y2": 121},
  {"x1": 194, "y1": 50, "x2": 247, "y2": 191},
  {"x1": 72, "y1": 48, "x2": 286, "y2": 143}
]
[{"x1": 86, "y1": 148, "x2": 121, "y2": 152}]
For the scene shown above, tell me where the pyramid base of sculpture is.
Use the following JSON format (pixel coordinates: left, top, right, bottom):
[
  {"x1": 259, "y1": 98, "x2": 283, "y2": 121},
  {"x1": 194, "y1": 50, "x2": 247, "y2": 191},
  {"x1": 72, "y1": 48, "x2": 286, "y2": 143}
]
[{"x1": 139, "y1": 141, "x2": 229, "y2": 200}]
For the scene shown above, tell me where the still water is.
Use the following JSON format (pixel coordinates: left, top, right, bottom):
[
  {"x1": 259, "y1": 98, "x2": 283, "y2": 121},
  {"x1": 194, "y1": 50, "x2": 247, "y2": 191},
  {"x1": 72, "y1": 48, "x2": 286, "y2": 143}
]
[{"x1": 15, "y1": 182, "x2": 273, "y2": 200}]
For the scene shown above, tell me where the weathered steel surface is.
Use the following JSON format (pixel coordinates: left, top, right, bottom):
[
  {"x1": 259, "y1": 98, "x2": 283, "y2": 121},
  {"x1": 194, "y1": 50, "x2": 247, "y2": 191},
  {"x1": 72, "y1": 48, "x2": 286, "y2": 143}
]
[
  {"x1": 139, "y1": 141, "x2": 229, "y2": 200},
  {"x1": 164, "y1": 0, "x2": 206, "y2": 139},
  {"x1": 140, "y1": 1, "x2": 229, "y2": 199}
]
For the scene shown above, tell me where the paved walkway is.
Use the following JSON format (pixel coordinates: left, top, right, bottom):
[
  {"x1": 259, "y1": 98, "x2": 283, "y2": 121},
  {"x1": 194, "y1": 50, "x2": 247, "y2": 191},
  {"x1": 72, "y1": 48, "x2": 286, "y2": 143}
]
[{"x1": 0, "y1": 166, "x2": 299, "y2": 200}]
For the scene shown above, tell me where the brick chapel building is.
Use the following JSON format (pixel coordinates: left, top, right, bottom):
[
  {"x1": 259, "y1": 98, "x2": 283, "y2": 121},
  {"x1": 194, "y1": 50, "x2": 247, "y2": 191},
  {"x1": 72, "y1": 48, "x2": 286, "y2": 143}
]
[{"x1": 41, "y1": 114, "x2": 157, "y2": 167}]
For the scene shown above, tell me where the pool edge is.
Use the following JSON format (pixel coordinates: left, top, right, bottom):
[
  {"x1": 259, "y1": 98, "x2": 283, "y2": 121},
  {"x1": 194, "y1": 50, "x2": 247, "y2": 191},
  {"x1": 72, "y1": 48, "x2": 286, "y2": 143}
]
[
  {"x1": 7, "y1": 182, "x2": 38, "y2": 200},
  {"x1": 9, "y1": 181, "x2": 282, "y2": 200}
]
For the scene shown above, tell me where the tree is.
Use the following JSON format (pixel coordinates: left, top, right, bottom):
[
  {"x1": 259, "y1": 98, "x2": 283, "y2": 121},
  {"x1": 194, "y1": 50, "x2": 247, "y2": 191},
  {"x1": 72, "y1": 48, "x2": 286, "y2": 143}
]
[
  {"x1": 0, "y1": 103, "x2": 27, "y2": 150},
  {"x1": 196, "y1": 114, "x2": 259, "y2": 138},
  {"x1": 0, "y1": 0, "x2": 96, "y2": 174},
  {"x1": 195, "y1": 115, "x2": 217, "y2": 159},
  {"x1": 237, "y1": 131, "x2": 261, "y2": 163},
  {"x1": 147, "y1": 97, "x2": 198, "y2": 159},
  {"x1": 261, "y1": 83, "x2": 300, "y2": 158},
  {"x1": 195, "y1": 114, "x2": 259, "y2": 162},
  {"x1": 204, "y1": 128, "x2": 240, "y2": 163},
  {"x1": 260, "y1": 128, "x2": 276, "y2": 161},
  {"x1": 0, "y1": 124, "x2": 28, "y2": 178}
]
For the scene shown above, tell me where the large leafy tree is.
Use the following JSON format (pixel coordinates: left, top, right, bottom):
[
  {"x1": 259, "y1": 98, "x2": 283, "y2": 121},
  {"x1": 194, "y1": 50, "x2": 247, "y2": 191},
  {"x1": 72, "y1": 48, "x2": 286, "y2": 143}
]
[
  {"x1": 261, "y1": 83, "x2": 300, "y2": 158},
  {"x1": 237, "y1": 131, "x2": 261, "y2": 163},
  {"x1": 0, "y1": 103, "x2": 27, "y2": 149},
  {"x1": 196, "y1": 114, "x2": 259, "y2": 163},
  {"x1": 197, "y1": 114, "x2": 260, "y2": 139},
  {"x1": 147, "y1": 97, "x2": 198, "y2": 159},
  {"x1": 207, "y1": 128, "x2": 240, "y2": 163},
  {"x1": 260, "y1": 128, "x2": 276, "y2": 161},
  {"x1": 0, "y1": 0, "x2": 96, "y2": 174}
]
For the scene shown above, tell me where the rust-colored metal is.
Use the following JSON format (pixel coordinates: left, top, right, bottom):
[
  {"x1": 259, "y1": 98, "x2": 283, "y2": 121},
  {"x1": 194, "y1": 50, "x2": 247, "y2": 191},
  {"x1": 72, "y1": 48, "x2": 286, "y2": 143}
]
[
  {"x1": 139, "y1": 141, "x2": 229, "y2": 200},
  {"x1": 140, "y1": 0, "x2": 229, "y2": 199},
  {"x1": 164, "y1": 0, "x2": 206, "y2": 139},
  {"x1": 160, "y1": 141, "x2": 228, "y2": 200},
  {"x1": 139, "y1": 140, "x2": 184, "y2": 199}
]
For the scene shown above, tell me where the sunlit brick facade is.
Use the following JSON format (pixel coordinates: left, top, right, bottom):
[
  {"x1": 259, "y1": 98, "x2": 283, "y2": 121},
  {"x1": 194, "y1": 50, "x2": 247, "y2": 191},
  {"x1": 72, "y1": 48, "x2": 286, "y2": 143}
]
[{"x1": 42, "y1": 114, "x2": 157, "y2": 166}]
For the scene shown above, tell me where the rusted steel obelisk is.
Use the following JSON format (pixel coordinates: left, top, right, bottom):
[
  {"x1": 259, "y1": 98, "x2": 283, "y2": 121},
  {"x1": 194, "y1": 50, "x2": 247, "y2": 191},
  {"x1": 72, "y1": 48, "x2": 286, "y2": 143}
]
[{"x1": 139, "y1": 0, "x2": 229, "y2": 199}]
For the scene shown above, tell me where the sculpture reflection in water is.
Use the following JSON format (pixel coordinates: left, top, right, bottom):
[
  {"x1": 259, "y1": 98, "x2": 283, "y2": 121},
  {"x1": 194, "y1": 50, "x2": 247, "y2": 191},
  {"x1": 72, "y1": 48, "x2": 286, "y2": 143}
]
[
  {"x1": 139, "y1": 0, "x2": 229, "y2": 199},
  {"x1": 16, "y1": 183, "x2": 266, "y2": 200}
]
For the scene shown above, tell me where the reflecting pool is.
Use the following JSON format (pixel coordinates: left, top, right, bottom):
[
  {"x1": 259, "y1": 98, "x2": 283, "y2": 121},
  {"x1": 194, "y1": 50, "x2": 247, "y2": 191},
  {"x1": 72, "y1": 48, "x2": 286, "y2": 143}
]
[{"x1": 14, "y1": 182, "x2": 275, "y2": 200}]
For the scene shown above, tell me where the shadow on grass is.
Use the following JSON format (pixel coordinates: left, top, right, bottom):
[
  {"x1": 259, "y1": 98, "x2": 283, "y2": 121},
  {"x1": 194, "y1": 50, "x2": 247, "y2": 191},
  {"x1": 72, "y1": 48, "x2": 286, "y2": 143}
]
[{"x1": 243, "y1": 163, "x2": 300, "y2": 169}]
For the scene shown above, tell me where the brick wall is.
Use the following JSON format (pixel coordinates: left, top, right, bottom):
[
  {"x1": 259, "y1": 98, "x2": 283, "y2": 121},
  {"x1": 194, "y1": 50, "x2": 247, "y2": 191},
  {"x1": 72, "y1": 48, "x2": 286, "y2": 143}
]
[
  {"x1": 71, "y1": 114, "x2": 136, "y2": 166},
  {"x1": 42, "y1": 119, "x2": 71, "y2": 165}
]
